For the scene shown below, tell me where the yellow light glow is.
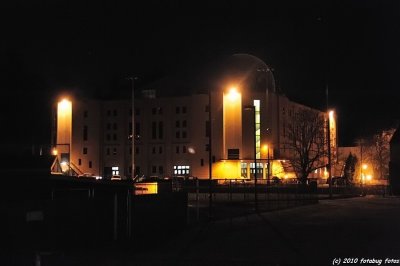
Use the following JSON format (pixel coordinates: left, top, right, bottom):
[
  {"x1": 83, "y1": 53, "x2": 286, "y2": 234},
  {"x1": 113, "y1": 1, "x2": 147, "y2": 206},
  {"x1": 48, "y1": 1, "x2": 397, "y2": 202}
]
[
  {"x1": 366, "y1": 175, "x2": 372, "y2": 181},
  {"x1": 52, "y1": 148, "x2": 58, "y2": 156},
  {"x1": 263, "y1": 145, "x2": 268, "y2": 152},
  {"x1": 329, "y1": 110, "x2": 334, "y2": 119},
  {"x1": 362, "y1": 164, "x2": 368, "y2": 170},
  {"x1": 227, "y1": 87, "x2": 239, "y2": 101},
  {"x1": 59, "y1": 99, "x2": 71, "y2": 112}
]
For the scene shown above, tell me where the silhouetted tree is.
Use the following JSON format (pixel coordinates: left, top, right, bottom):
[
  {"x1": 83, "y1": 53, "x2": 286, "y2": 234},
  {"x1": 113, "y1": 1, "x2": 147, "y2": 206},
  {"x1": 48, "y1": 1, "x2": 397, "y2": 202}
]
[
  {"x1": 344, "y1": 153, "x2": 358, "y2": 184},
  {"x1": 286, "y1": 109, "x2": 327, "y2": 184}
]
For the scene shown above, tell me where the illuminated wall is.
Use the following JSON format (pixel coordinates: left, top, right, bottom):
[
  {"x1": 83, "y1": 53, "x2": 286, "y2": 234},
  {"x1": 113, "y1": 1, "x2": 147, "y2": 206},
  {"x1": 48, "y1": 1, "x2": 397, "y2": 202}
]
[
  {"x1": 329, "y1": 111, "x2": 337, "y2": 162},
  {"x1": 223, "y1": 89, "x2": 242, "y2": 159},
  {"x1": 213, "y1": 161, "x2": 241, "y2": 179},
  {"x1": 56, "y1": 99, "x2": 72, "y2": 163},
  {"x1": 254, "y1": 100, "x2": 261, "y2": 159}
]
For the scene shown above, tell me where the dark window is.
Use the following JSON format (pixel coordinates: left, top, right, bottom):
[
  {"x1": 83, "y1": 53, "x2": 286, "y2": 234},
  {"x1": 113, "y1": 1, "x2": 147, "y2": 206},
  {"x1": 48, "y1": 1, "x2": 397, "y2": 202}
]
[
  {"x1": 135, "y1": 122, "x2": 140, "y2": 136},
  {"x1": 176, "y1": 131, "x2": 180, "y2": 138},
  {"x1": 182, "y1": 106, "x2": 187, "y2": 113},
  {"x1": 83, "y1": 125, "x2": 88, "y2": 141},
  {"x1": 158, "y1": 121, "x2": 163, "y2": 139},
  {"x1": 176, "y1": 107, "x2": 180, "y2": 114},
  {"x1": 83, "y1": 110, "x2": 88, "y2": 118},
  {"x1": 228, "y1": 149, "x2": 240, "y2": 160},
  {"x1": 152, "y1": 166, "x2": 157, "y2": 173},
  {"x1": 159, "y1": 146, "x2": 163, "y2": 154},
  {"x1": 152, "y1": 122, "x2": 156, "y2": 139},
  {"x1": 183, "y1": 146, "x2": 186, "y2": 153},
  {"x1": 83, "y1": 147, "x2": 88, "y2": 154},
  {"x1": 152, "y1": 147, "x2": 156, "y2": 154},
  {"x1": 206, "y1": 121, "x2": 210, "y2": 137},
  {"x1": 176, "y1": 146, "x2": 179, "y2": 154},
  {"x1": 113, "y1": 123, "x2": 117, "y2": 130},
  {"x1": 182, "y1": 131, "x2": 187, "y2": 138},
  {"x1": 107, "y1": 148, "x2": 110, "y2": 155},
  {"x1": 176, "y1": 120, "x2": 180, "y2": 128},
  {"x1": 201, "y1": 159, "x2": 204, "y2": 166},
  {"x1": 89, "y1": 161, "x2": 92, "y2": 168},
  {"x1": 113, "y1": 109, "x2": 117, "y2": 116},
  {"x1": 113, "y1": 134, "x2": 117, "y2": 141},
  {"x1": 158, "y1": 166, "x2": 164, "y2": 174},
  {"x1": 113, "y1": 148, "x2": 117, "y2": 155},
  {"x1": 78, "y1": 158, "x2": 82, "y2": 165},
  {"x1": 182, "y1": 120, "x2": 187, "y2": 127}
]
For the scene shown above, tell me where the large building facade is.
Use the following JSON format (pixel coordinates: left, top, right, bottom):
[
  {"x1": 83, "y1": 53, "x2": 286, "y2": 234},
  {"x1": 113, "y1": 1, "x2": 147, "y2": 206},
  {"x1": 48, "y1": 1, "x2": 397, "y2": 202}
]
[{"x1": 52, "y1": 54, "x2": 337, "y2": 181}]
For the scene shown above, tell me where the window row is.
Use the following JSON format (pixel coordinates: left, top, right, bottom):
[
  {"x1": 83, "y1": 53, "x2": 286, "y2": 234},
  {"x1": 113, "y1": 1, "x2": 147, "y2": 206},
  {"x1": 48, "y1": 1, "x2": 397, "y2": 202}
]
[{"x1": 77, "y1": 158, "x2": 92, "y2": 168}]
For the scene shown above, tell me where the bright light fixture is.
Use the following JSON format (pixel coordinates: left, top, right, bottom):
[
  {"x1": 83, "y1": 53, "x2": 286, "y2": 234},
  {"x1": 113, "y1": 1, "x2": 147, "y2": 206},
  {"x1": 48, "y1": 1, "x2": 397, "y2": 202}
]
[{"x1": 227, "y1": 87, "x2": 239, "y2": 101}]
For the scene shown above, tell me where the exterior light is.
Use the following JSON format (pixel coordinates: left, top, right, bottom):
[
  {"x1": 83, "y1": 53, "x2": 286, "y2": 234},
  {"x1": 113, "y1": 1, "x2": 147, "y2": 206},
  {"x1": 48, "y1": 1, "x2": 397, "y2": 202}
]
[
  {"x1": 362, "y1": 164, "x2": 368, "y2": 170},
  {"x1": 366, "y1": 175, "x2": 372, "y2": 181},
  {"x1": 52, "y1": 148, "x2": 58, "y2": 156},
  {"x1": 59, "y1": 98, "x2": 71, "y2": 112},
  {"x1": 227, "y1": 87, "x2": 239, "y2": 101},
  {"x1": 329, "y1": 110, "x2": 334, "y2": 118}
]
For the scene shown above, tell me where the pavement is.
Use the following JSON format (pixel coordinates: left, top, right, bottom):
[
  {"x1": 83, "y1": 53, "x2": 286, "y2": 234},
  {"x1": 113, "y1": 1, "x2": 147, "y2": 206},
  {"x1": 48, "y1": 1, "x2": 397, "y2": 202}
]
[{"x1": 9, "y1": 195, "x2": 400, "y2": 266}]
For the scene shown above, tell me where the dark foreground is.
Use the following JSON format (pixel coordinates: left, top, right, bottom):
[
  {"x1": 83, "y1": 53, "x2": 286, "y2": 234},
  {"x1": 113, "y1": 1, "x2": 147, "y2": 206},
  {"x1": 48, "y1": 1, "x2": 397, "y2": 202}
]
[{"x1": 8, "y1": 195, "x2": 400, "y2": 265}]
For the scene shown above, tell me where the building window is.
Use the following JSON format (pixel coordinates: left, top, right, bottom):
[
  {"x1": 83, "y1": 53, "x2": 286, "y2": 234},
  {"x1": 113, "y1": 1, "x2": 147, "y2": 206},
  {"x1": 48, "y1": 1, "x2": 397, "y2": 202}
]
[
  {"x1": 182, "y1": 120, "x2": 187, "y2": 127},
  {"x1": 183, "y1": 145, "x2": 186, "y2": 153},
  {"x1": 173, "y1": 165, "x2": 190, "y2": 175},
  {"x1": 152, "y1": 122, "x2": 156, "y2": 139},
  {"x1": 158, "y1": 121, "x2": 163, "y2": 139},
  {"x1": 83, "y1": 110, "x2": 88, "y2": 118},
  {"x1": 201, "y1": 159, "x2": 204, "y2": 166},
  {"x1": 152, "y1": 147, "x2": 156, "y2": 154},
  {"x1": 182, "y1": 106, "x2": 187, "y2": 113},
  {"x1": 89, "y1": 161, "x2": 92, "y2": 168},
  {"x1": 113, "y1": 148, "x2": 117, "y2": 155},
  {"x1": 176, "y1": 131, "x2": 180, "y2": 138},
  {"x1": 205, "y1": 121, "x2": 210, "y2": 137},
  {"x1": 152, "y1": 166, "x2": 157, "y2": 173},
  {"x1": 159, "y1": 146, "x2": 163, "y2": 154},
  {"x1": 176, "y1": 146, "x2": 179, "y2": 154},
  {"x1": 83, "y1": 147, "x2": 88, "y2": 154},
  {"x1": 113, "y1": 134, "x2": 117, "y2": 141},
  {"x1": 83, "y1": 125, "x2": 88, "y2": 141},
  {"x1": 112, "y1": 166, "x2": 119, "y2": 176},
  {"x1": 78, "y1": 158, "x2": 82, "y2": 166},
  {"x1": 113, "y1": 109, "x2": 117, "y2": 116},
  {"x1": 159, "y1": 166, "x2": 164, "y2": 174},
  {"x1": 113, "y1": 123, "x2": 117, "y2": 130},
  {"x1": 182, "y1": 131, "x2": 187, "y2": 138},
  {"x1": 107, "y1": 148, "x2": 110, "y2": 155},
  {"x1": 176, "y1": 107, "x2": 180, "y2": 114},
  {"x1": 176, "y1": 120, "x2": 180, "y2": 128}
]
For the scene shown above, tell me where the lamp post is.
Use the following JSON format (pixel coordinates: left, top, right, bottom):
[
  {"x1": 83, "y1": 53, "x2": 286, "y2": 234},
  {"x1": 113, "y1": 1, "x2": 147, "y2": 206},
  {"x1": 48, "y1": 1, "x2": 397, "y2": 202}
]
[
  {"x1": 244, "y1": 104, "x2": 258, "y2": 212},
  {"x1": 128, "y1": 76, "x2": 138, "y2": 180}
]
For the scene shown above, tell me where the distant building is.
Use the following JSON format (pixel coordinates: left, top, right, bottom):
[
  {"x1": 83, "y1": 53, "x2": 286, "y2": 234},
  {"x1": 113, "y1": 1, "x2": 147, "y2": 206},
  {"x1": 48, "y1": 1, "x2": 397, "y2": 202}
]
[{"x1": 51, "y1": 54, "x2": 336, "y2": 181}]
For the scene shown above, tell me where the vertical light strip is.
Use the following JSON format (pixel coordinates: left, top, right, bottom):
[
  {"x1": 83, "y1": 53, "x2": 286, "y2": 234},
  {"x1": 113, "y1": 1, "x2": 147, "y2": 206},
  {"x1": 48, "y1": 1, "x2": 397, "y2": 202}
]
[{"x1": 254, "y1": 100, "x2": 261, "y2": 159}]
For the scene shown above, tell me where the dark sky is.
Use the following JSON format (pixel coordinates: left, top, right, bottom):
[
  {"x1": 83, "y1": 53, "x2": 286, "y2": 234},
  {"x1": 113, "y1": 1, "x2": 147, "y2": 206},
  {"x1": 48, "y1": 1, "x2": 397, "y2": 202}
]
[{"x1": 2, "y1": 0, "x2": 400, "y2": 148}]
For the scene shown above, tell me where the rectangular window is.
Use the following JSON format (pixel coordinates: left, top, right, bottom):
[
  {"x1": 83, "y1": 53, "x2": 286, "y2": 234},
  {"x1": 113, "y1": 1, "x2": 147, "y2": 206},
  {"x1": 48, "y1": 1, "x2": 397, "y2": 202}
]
[
  {"x1": 182, "y1": 131, "x2": 187, "y2": 138},
  {"x1": 158, "y1": 121, "x2": 163, "y2": 139},
  {"x1": 152, "y1": 147, "x2": 156, "y2": 154},
  {"x1": 173, "y1": 165, "x2": 190, "y2": 175},
  {"x1": 89, "y1": 161, "x2": 92, "y2": 168},
  {"x1": 113, "y1": 134, "x2": 117, "y2": 141},
  {"x1": 176, "y1": 107, "x2": 180, "y2": 114},
  {"x1": 182, "y1": 106, "x2": 187, "y2": 113},
  {"x1": 228, "y1": 149, "x2": 239, "y2": 160},
  {"x1": 112, "y1": 166, "x2": 119, "y2": 175},
  {"x1": 159, "y1": 166, "x2": 164, "y2": 174},
  {"x1": 182, "y1": 120, "x2": 187, "y2": 127},
  {"x1": 176, "y1": 131, "x2": 180, "y2": 138},
  {"x1": 152, "y1": 122, "x2": 156, "y2": 139},
  {"x1": 152, "y1": 166, "x2": 157, "y2": 173},
  {"x1": 159, "y1": 146, "x2": 163, "y2": 154},
  {"x1": 201, "y1": 159, "x2": 204, "y2": 166},
  {"x1": 113, "y1": 148, "x2": 117, "y2": 155},
  {"x1": 176, "y1": 120, "x2": 180, "y2": 128},
  {"x1": 83, "y1": 147, "x2": 88, "y2": 154},
  {"x1": 176, "y1": 146, "x2": 179, "y2": 154},
  {"x1": 183, "y1": 146, "x2": 186, "y2": 153},
  {"x1": 83, "y1": 125, "x2": 88, "y2": 141},
  {"x1": 78, "y1": 158, "x2": 82, "y2": 166}
]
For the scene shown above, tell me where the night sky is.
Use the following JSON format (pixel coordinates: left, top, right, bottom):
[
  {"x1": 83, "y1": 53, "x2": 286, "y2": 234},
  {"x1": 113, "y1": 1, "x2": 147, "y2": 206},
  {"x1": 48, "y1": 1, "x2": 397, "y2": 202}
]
[{"x1": 2, "y1": 0, "x2": 400, "y2": 150}]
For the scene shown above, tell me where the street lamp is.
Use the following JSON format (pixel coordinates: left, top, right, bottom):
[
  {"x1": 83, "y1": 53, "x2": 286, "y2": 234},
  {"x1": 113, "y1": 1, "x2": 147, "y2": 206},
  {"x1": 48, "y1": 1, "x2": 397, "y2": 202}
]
[{"x1": 244, "y1": 104, "x2": 258, "y2": 212}]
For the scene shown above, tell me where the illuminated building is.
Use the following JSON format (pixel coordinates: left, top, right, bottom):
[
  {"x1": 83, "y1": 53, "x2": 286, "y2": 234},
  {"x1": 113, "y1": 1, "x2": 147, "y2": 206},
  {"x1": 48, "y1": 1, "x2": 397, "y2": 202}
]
[{"x1": 51, "y1": 54, "x2": 336, "y2": 181}]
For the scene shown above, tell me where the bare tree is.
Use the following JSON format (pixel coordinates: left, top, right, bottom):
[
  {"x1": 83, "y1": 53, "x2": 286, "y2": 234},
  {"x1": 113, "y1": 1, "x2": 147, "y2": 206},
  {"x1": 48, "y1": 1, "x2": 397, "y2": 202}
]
[
  {"x1": 286, "y1": 109, "x2": 327, "y2": 184},
  {"x1": 370, "y1": 129, "x2": 395, "y2": 179}
]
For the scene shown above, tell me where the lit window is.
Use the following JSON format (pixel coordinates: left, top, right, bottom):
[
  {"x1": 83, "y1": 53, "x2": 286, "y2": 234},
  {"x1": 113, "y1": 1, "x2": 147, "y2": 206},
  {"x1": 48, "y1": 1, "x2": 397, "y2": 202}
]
[{"x1": 173, "y1": 165, "x2": 190, "y2": 175}]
